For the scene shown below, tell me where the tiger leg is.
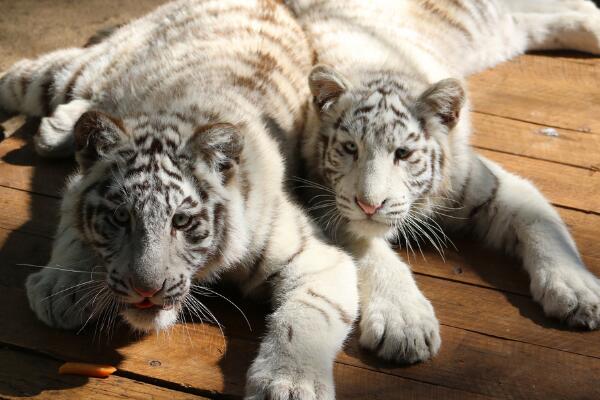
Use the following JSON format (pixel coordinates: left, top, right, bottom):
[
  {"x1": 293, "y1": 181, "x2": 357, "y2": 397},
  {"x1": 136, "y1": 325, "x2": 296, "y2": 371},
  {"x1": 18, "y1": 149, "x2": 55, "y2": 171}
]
[
  {"x1": 25, "y1": 209, "x2": 101, "y2": 330},
  {"x1": 245, "y1": 204, "x2": 358, "y2": 400},
  {"x1": 351, "y1": 237, "x2": 441, "y2": 364},
  {"x1": 0, "y1": 47, "x2": 95, "y2": 156},
  {"x1": 35, "y1": 98, "x2": 91, "y2": 157},
  {"x1": 507, "y1": 0, "x2": 600, "y2": 54},
  {"x1": 454, "y1": 154, "x2": 600, "y2": 329},
  {"x1": 0, "y1": 48, "x2": 86, "y2": 118}
]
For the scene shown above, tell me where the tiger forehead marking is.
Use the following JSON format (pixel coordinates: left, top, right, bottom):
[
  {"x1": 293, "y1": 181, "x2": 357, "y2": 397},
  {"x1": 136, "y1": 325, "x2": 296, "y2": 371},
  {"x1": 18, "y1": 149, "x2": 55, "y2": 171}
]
[{"x1": 335, "y1": 81, "x2": 424, "y2": 148}]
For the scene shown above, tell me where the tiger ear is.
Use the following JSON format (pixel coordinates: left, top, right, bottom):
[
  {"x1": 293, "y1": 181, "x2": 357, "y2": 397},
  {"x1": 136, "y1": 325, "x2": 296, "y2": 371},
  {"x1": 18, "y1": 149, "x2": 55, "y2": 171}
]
[
  {"x1": 308, "y1": 65, "x2": 351, "y2": 112},
  {"x1": 187, "y1": 123, "x2": 244, "y2": 174},
  {"x1": 73, "y1": 111, "x2": 127, "y2": 170},
  {"x1": 416, "y1": 78, "x2": 465, "y2": 131}
]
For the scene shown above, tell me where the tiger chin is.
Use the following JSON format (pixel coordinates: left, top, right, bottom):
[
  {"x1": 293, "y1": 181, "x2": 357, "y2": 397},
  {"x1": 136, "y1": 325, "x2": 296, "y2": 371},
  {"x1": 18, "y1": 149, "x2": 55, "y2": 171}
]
[{"x1": 121, "y1": 304, "x2": 179, "y2": 333}]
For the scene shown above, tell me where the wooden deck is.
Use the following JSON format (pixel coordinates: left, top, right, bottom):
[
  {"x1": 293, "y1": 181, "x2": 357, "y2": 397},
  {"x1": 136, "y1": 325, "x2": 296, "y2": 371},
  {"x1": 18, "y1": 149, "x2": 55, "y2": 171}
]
[{"x1": 1, "y1": 2, "x2": 599, "y2": 399}]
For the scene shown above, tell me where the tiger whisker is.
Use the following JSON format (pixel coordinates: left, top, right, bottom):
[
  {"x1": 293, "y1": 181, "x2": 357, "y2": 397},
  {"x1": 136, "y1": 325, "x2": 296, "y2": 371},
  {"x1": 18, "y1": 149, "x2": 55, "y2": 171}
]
[
  {"x1": 405, "y1": 212, "x2": 447, "y2": 260},
  {"x1": 41, "y1": 279, "x2": 104, "y2": 302},
  {"x1": 16, "y1": 263, "x2": 107, "y2": 275},
  {"x1": 190, "y1": 285, "x2": 252, "y2": 331},
  {"x1": 409, "y1": 209, "x2": 456, "y2": 251},
  {"x1": 77, "y1": 286, "x2": 110, "y2": 335},
  {"x1": 185, "y1": 294, "x2": 225, "y2": 339}
]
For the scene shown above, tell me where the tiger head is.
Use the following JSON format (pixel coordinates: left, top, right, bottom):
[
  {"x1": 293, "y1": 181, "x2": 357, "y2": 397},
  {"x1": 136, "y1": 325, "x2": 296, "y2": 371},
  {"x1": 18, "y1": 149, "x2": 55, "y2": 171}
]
[
  {"x1": 67, "y1": 110, "x2": 244, "y2": 332},
  {"x1": 306, "y1": 65, "x2": 466, "y2": 239}
]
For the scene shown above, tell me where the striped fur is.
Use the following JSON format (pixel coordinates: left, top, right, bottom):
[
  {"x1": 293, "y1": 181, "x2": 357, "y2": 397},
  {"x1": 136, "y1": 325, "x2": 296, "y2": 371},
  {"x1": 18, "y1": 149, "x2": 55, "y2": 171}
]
[
  {"x1": 2, "y1": 1, "x2": 359, "y2": 398},
  {"x1": 292, "y1": 0, "x2": 600, "y2": 364}
]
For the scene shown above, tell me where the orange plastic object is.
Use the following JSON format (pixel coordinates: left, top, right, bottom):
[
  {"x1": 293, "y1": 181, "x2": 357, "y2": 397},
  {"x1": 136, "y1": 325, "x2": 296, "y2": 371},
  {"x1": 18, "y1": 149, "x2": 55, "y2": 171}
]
[{"x1": 58, "y1": 362, "x2": 117, "y2": 378}]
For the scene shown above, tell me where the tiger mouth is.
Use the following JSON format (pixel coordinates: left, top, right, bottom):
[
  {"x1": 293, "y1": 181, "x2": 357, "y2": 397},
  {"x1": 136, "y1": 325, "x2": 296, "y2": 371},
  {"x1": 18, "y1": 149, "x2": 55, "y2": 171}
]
[{"x1": 127, "y1": 299, "x2": 175, "y2": 311}]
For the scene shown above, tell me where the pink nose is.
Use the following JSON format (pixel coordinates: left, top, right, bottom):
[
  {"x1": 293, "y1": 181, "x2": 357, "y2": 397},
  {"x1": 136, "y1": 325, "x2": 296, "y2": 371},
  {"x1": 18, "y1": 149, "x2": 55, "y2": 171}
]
[
  {"x1": 132, "y1": 285, "x2": 161, "y2": 298},
  {"x1": 356, "y1": 198, "x2": 383, "y2": 216}
]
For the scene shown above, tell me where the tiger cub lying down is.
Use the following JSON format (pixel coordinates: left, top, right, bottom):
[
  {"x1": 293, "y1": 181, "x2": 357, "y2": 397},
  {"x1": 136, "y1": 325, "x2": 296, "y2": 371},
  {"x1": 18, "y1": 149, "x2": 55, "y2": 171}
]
[
  {"x1": 0, "y1": 0, "x2": 358, "y2": 398},
  {"x1": 291, "y1": 0, "x2": 600, "y2": 363}
]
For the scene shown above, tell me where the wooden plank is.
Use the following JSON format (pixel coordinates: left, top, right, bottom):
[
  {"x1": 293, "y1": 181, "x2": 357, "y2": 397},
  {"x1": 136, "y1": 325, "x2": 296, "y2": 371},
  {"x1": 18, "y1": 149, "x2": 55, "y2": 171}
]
[
  {"x1": 0, "y1": 0, "x2": 167, "y2": 71},
  {"x1": 471, "y1": 111, "x2": 600, "y2": 170},
  {"x1": 2, "y1": 284, "x2": 600, "y2": 400},
  {"x1": 0, "y1": 185, "x2": 59, "y2": 238},
  {"x1": 469, "y1": 54, "x2": 600, "y2": 133},
  {"x1": 0, "y1": 347, "x2": 207, "y2": 399},
  {"x1": 417, "y1": 275, "x2": 600, "y2": 359},
  {"x1": 479, "y1": 148, "x2": 600, "y2": 214},
  {"x1": 0, "y1": 126, "x2": 73, "y2": 198},
  {"x1": 0, "y1": 287, "x2": 489, "y2": 400},
  {"x1": 340, "y1": 324, "x2": 600, "y2": 400},
  {"x1": 333, "y1": 359, "x2": 494, "y2": 400},
  {"x1": 528, "y1": 50, "x2": 600, "y2": 67},
  {"x1": 0, "y1": 226, "x2": 52, "y2": 288}
]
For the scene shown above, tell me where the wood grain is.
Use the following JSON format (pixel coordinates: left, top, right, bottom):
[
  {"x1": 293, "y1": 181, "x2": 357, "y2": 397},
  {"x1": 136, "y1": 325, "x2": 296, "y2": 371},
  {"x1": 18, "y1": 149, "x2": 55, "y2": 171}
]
[
  {"x1": 0, "y1": 286, "x2": 492, "y2": 400},
  {"x1": 0, "y1": 0, "x2": 166, "y2": 71},
  {"x1": 471, "y1": 111, "x2": 600, "y2": 170},
  {"x1": 0, "y1": 128, "x2": 72, "y2": 198},
  {"x1": 480, "y1": 148, "x2": 600, "y2": 214},
  {"x1": 0, "y1": 185, "x2": 59, "y2": 238},
  {"x1": 3, "y1": 285, "x2": 599, "y2": 400},
  {"x1": 469, "y1": 54, "x2": 600, "y2": 133},
  {"x1": 0, "y1": 347, "x2": 209, "y2": 399}
]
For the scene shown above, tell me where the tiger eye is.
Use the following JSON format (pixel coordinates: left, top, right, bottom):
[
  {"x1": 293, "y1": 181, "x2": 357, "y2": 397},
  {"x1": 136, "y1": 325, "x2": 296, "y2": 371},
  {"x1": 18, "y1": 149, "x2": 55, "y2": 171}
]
[
  {"x1": 172, "y1": 213, "x2": 192, "y2": 230},
  {"x1": 342, "y1": 141, "x2": 358, "y2": 155},
  {"x1": 394, "y1": 147, "x2": 412, "y2": 161},
  {"x1": 113, "y1": 208, "x2": 130, "y2": 225}
]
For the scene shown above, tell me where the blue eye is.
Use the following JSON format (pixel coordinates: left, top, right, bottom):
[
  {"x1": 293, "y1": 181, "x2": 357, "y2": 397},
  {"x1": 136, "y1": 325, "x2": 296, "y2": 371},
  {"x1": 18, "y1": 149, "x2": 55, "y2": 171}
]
[{"x1": 342, "y1": 141, "x2": 358, "y2": 155}]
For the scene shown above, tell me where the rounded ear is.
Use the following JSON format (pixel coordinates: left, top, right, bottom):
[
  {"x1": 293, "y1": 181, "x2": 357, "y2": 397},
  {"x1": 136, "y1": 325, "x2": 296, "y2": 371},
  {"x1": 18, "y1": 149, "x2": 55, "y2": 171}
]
[
  {"x1": 187, "y1": 123, "x2": 244, "y2": 172},
  {"x1": 416, "y1": 78, "x2": 465, "y2": 130},
  {"x1": 308, "y1": 64, "x2": 351, "y2": 112},
  {"x1": 73, "y1": 110, "x2": 126, "y2": 170}
]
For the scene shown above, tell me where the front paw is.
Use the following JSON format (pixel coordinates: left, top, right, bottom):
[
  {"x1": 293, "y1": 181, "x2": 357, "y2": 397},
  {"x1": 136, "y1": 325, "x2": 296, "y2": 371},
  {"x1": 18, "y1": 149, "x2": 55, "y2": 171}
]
[
  {"x1": 532, "y1": 267, "x2": 600, "y2": 329},
  {"x1": 359, "y1": 293, "x2": 441, "y2": 364},
  {"x1": 25, "y1": 270, "x2": 101, "y2": 330},
  {"x1": 245, "y1": 353, "x2": 334, "y2": 400}
]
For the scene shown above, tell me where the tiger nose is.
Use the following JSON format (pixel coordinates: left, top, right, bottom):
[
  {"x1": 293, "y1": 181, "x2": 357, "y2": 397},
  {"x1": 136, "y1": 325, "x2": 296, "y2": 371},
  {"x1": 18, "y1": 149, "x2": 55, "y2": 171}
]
[
  {"x1": 355, "y1": 197, "x2": 384, "y2": 216},
  {"x1": 131, "y1": 279, "x2": 165, "y2": 298}
]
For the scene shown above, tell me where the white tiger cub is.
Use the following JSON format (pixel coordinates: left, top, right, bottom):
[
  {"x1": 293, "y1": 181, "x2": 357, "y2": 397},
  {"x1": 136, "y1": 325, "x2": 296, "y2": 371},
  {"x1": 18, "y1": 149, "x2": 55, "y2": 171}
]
[
  {"x1": 289, "y1": 0, "x2": 600, "y2": 364},
  {"x1": 0, "y1": 1, "x2": 358, "y2": 398}
]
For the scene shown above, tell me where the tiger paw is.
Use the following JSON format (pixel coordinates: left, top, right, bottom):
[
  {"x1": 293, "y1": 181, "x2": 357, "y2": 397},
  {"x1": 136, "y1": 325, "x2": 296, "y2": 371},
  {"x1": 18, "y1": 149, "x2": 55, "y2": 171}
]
[
  {"x1": 359, "y1": 292, "x2": 441, "y2": 364},
  {"x1": 532, "y1": 267, "x2": 600, "y2": 330},
  {"x1": 245, "y1": 352, "x2": 334, "y2": 400},
  {"x1": 25, "y1": 269, "x2": 100, "y2": 330},
  {"x1": 34, "y1": 99, "x2": 90, "y2": 158}
]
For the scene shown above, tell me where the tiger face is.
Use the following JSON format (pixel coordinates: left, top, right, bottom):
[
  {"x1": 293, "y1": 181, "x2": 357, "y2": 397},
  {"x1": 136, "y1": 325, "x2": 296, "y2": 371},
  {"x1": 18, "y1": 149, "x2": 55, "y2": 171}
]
[
  {"x1": 308, "y1": 66, "x2": 465, "y2": 239},
  {"x1": 71, "y1": 111, "x2": 242, "y2": 331}
]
